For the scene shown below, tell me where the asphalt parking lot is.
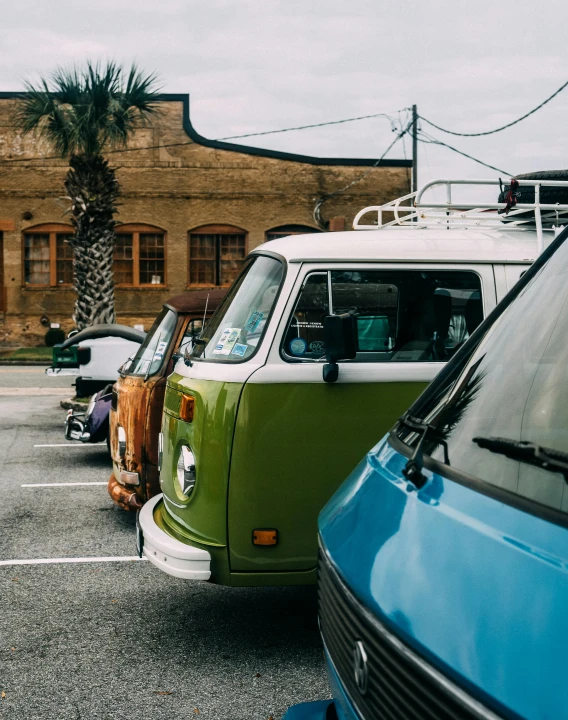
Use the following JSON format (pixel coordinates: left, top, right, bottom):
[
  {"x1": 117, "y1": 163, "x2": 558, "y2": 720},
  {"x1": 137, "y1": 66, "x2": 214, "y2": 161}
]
[{"x1": 0, "y1": 367, "x2": 329, "y2": 720}]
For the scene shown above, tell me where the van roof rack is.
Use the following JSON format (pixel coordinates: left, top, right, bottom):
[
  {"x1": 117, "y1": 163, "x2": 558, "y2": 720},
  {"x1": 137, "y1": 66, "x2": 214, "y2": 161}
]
[{"x1": 353, "y1": 178, "x2": 568, "y2": 253}]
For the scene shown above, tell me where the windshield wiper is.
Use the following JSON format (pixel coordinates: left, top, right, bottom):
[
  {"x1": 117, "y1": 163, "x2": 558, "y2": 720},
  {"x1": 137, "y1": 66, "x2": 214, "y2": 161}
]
[
  {"x1": 398, "y1": 413, "x2": 450, "y2": 489},
  {"x1": 473, "y1": 436, "x2": 568, "y2": 484}
]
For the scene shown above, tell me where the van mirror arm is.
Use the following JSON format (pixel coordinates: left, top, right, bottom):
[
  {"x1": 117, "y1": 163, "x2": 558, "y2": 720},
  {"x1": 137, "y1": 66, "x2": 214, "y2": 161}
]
[
  {"x1": 322, "y1": 313, "x2": 358, "y2": 384},
  {"x1": 323, "y1": 362, "x2": 339, "y2": 383}
]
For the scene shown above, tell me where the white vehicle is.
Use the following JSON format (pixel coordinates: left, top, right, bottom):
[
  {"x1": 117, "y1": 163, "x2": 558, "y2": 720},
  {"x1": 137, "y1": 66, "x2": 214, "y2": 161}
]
[
  {"x1": 138, "y1": 176, "x2": 568, "y2": 585},
  {"x1": 46, "y1": 324, "x2": 145, "y2": 397}
]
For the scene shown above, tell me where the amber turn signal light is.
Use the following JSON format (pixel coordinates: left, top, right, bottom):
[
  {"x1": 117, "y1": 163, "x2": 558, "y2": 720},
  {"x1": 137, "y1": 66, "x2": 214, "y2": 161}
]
[
  {"x1": 252, "y1": 529, "x2": 278, "y2": 546},
  {"x1": 179, "y1": 394, "x2": 195, "y2": 423}
]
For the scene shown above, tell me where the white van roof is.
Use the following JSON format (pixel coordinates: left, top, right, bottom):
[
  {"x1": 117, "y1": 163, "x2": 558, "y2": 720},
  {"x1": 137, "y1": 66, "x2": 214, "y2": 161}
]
[{"x1": 254, "y1": 226, "x2": 545, "y2": 265}]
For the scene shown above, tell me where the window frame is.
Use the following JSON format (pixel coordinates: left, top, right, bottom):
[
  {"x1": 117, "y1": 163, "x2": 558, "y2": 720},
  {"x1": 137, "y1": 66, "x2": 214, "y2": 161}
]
[
  {"x1": 22, "y1": 223, "x2": 74, "y2": 288},
  {"x1": 280, "y1": 265, "x2": 486, "y2": 364},
  {"x1": 187, "y1": 252, "x2": 287, "y2": 365},
  {"x1": 114, "y1": 223, "x2": 167, "y2": 288},
  {"x1": 187, "y1": 224, "x2": 248, "y2": 288}
]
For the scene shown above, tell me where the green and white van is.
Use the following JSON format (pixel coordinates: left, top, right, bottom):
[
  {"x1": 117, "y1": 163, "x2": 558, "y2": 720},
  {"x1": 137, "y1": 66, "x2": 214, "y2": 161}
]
[{"x1": 137, "y1": 178, "x2": 554, "y2": 586}]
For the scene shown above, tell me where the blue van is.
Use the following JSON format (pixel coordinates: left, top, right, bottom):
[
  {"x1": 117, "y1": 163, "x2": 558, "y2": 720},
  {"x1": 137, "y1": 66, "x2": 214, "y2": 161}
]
[{"x1": 284, "y1": 223, "x2": 568, "y2": 720}]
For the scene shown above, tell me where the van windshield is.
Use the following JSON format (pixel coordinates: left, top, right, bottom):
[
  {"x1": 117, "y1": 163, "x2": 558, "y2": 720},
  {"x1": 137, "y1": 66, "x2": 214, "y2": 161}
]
[
  {"x1": 397, "y1": 237, "x2": 568, "y2": 516},
  {"x1": 127, "y1": 308, "x2": 177, "y2": 377},
  {"x1": 190, "y1": 255, "x2": 284, "y2": 363}
]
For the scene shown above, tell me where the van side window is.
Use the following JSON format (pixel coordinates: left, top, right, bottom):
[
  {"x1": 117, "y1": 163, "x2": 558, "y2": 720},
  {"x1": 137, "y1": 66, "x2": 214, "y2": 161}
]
[
  {"x1": 282, "y1": 270, "x2": 483, "y2": 363},
  {"x1": 282, "y1": 272, "x2": 329, "y2": 359}
]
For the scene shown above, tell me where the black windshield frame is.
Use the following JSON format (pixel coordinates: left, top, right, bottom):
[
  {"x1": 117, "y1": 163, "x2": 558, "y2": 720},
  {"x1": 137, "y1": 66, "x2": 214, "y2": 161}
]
[
  {"x1": 125, "y1": 307, "x2": 178, "y2": 379},
  {"x1": 389, "y1": 226, "x2": 568, "y2": 529}
]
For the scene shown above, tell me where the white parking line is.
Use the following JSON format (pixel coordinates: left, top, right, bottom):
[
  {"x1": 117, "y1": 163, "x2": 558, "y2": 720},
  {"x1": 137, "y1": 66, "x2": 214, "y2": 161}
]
[
  {"x1": 33, "y1": 443, "x2": 101, "y2": 448},
  {"x1": 0, "y1": 556, "x2": 146, "y2": 566},
  {"x1": 21, "y1": 482, "x2": 108, "y2": 487}
]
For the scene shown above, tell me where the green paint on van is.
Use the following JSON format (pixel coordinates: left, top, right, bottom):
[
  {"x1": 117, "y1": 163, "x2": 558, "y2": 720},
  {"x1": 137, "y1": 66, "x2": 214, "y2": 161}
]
[
  {"x1": 160, "y1": 372, "x2": 244, "y2": 548},
  {"x1": 159, "y1": 372, "x2": 427, "y2": 584},
  {"x1": 228, "y1": 381, "x2": 427, "y2": 573}
]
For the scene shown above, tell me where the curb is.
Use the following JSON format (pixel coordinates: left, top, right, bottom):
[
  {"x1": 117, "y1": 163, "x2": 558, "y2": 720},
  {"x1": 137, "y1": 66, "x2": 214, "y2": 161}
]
[{"x1": 0, "y1": 360, "x2": 51, "y2": 366}]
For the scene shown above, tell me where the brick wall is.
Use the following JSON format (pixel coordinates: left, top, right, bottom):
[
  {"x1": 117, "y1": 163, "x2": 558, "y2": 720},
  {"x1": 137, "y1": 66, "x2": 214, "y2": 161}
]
[{"x1": 0, "y1": 94, "x2": 412, "y2": 346}]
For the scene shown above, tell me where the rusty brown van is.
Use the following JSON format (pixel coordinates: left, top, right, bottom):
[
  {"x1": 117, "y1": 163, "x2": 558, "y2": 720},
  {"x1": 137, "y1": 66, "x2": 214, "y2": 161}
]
[{"x1": 108, "y1": 289, "x2": 226, "y2": 510}]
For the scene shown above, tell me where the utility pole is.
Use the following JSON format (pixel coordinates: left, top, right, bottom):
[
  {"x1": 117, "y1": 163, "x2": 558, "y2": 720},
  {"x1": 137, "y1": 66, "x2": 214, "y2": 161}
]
[{"x1": 412, "y1": 104, "x2": 418, "y2": 194}]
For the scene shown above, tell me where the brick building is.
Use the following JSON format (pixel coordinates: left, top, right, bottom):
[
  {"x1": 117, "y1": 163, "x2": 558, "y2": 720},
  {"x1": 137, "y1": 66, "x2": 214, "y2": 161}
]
[{"x1": 0, "y1": 93, "x2": 412, "y2": 345}]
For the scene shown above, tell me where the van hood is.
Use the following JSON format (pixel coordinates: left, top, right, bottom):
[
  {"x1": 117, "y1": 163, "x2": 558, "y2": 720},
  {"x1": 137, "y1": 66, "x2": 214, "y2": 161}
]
[{"x1": 319, "y1": 437, "x2": 568, "y2": 720}]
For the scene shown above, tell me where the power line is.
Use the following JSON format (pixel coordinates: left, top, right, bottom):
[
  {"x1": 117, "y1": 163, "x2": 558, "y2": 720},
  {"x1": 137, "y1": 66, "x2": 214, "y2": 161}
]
[
  {"x1": 0, "y1": 109, "x2": 405, "y2": 165},
  {"x1": 218, "y1": 111, "x2": 401, "y2": 140},
  {"x1": 313, "y1": 119, "x2": 413, "y2": 227},
  {"x1": 0, "y1": 139, "x2": 200, "y2": 165},
  {"x1": 418, "y1": 130, "x2": 512, "y2": 176},
  {"x1": 420, "y1": 79, "x2": 568, "y2": 137}
]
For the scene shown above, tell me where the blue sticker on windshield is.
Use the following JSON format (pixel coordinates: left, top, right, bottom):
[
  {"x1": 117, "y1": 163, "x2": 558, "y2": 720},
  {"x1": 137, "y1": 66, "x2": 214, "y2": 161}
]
[
  {"x1": 289, "y1": 337, "x2": 307, "y2": 356},
  {"x1": 246, "y1": 311, "x2": 264, "y2": 333},
  {"x1": 231, "y1": 343, "x2": 248, "y2": 357}
]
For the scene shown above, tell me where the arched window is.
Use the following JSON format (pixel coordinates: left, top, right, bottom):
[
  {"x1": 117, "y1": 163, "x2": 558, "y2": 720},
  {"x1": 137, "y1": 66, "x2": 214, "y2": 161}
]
[
  {"x1": 23, "y1": 223, "x2": 73, "y2": 286},
  {"x1": 115, "y1": 224, "x2": 166, "y2": 286},
  {"x1": 265, "y1": 224, "x2": 321, "y2": 242},
  {"x1": 188, "y1": 224, "x2": 247, "y2": 287}
]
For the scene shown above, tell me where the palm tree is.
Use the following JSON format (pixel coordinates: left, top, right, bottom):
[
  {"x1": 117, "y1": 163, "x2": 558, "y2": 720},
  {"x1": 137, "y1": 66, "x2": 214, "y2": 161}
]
[{"x1": 15, "y1": 62, "x2": 161, "y2": 328}]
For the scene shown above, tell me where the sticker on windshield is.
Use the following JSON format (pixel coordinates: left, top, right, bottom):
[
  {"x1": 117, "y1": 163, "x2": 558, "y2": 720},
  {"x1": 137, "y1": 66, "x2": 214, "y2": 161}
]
[
  {"x1": 289, "y1": 337, "x2": 307, "y2": 356},
  {"x1": 309, "y1": 340, "x2": 325, "y2": 354},
  {"x1": 231, "y1": 343, "x2": 248, "y2": 357},
  {"x1": 153, "y1": 340, "x2": 168, "y2": 361},
  {"x1": 292, "y1": 320, "x2": 323, "y2": 329},
  {"x1": 213, "y1": 327, "x2": 241, "y2": 355},
  {"x1": 245, "y1": 310, "x2": 264, "y2": 333},
  {"x1": 137, "y1": 359, "x2": 151, "y2": 374}
]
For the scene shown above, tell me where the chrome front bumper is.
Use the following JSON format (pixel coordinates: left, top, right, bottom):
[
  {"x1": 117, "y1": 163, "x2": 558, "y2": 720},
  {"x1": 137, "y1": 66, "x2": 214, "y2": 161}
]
[{"x1": 137, "y1": 494, "x2": 211, "y2": 581}]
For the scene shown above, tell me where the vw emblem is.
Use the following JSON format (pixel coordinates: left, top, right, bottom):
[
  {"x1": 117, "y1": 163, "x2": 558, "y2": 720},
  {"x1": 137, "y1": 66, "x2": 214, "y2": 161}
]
[{"x1": 353, "y1": 640, "x2": 368, "y2": 695}]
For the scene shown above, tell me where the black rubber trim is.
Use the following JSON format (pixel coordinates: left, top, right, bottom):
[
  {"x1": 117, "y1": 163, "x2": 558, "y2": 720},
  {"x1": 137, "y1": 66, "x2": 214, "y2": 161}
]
[
  {"x1": 388, "y1": 432, "x2": 568, "y2": 531},
  {"x1": 325, "y1": 700, "x2": 339, "y2": 720},
  {"x1": 0, "y1": 92, "x2": 411, "y2": 168}
]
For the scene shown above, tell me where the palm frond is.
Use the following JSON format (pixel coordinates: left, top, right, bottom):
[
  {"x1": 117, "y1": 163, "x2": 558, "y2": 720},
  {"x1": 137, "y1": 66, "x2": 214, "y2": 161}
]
[
  {"x1": 123, "y1": 64, "x2": 162, "y2": 117},
  {"x1": 14, "y1": 60, "x2": 162, "y2": 159}
]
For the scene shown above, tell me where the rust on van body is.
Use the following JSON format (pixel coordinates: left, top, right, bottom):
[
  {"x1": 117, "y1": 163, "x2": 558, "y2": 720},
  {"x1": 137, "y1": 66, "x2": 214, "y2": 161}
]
[{"x1": 108, "y1": 289, "x2": 227, "y2": 510}]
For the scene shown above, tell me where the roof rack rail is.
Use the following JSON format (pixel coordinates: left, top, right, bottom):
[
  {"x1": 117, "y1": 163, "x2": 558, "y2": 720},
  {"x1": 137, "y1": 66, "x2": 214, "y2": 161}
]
[{"x1": 353, "y1": 178, "x2": 568, "y2": 254}]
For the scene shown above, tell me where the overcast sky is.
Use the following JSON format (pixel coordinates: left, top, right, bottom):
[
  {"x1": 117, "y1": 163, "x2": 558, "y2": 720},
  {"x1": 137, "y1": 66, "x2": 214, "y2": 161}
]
[{"x1": 1, "y1": 0, "x2": 567, "y2": 202}]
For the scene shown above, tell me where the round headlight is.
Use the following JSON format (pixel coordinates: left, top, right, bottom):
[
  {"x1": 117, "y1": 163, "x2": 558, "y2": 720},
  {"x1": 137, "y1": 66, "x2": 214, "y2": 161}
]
[{"x1": 175, "y1": 445, "x2": 196, "y2": 497}]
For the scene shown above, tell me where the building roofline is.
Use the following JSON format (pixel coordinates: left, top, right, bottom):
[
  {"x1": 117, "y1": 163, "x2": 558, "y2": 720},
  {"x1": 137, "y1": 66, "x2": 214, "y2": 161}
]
[{"x1": 0, "y1": 91, "x2": 412, "y2": 168}]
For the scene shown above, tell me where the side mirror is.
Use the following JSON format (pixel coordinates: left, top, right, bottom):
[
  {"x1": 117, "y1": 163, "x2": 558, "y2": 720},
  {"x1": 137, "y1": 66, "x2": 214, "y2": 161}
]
[
  {"x1": 322, "y1": 313, "x2": 357, "y2": 383},
  {"x1": 118, "y1": 357, "x2": 133, "y2": 376}
]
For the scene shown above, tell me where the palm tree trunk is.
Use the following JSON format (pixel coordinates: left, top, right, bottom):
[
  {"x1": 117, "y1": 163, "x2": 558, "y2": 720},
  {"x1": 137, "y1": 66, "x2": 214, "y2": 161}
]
[{"x1": 65, "y1": 155, "x2": 120, "y2": 329}]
